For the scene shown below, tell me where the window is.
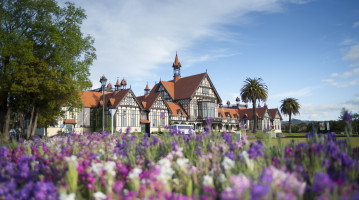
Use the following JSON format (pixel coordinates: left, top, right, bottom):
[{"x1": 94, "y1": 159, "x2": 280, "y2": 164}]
[
  {"x1": 131, "y1": 110, "x2": 136, "y2": 127},
  {"x1": 192, "y1": 107, "x2": 197, "y2": 117},
  {"x1": 198, "y1": 103, "x2": 215, "y2": 118},
  {"x1": 161, "y1": 117, "x2": 165, "y2": 127},
  {"x1": 178, "y1": 112, "x2": 182, "y2": 121},
  {"x1": 202, "y1": 88, "x2": 209, "y2": 94},
  {"x1": 152, "y1": 111, "x2": 157, "y2": 127},
  {"x1": 121, "y1": 110, "x2": 127, "y2": 127}
]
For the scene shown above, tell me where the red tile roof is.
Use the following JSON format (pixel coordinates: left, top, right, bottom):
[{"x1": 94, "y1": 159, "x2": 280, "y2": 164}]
[
  {"x1": 218, "y1": 107, "x2": 238, "y2": 119},
  {"x1": 81, "y1": 91, "x2": 103, "y2": 107},
  {"x1": 137, "y1": 93, "x2": 162, "y2": 110},
  {"x1": 167, "y1": 102, "x2": 187, "y2": 117},
  {"x1": 100, "y1": 89, "x2": 131, "y2": 108},
  {"x1": 174, "y1": 73, "x2": 207, "y2": 100},
  {"x1": 268, "y1": 108, "x2": 282, "y2": 120},
  {"x1": 64, "y1": 120, "x2": 76, "y2": 124},
  {"x1": 140, "y1": 119, "x2": 150, "y2": 124},
  {"x1": 160, "y1": 81, "x2": 175, "y2": 99}
]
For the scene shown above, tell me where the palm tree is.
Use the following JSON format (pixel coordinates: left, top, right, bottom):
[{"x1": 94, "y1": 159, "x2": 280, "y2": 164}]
[
  {"x1": 280, "y1": 98, "x2": 300, "y2": 133},
  {"x1": 240, "y1": 78, "x2": 268, "y2": 133}
]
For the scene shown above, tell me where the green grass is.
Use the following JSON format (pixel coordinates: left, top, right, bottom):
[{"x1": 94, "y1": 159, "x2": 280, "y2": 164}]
[{"x1": 248, "y1": 137, "x2": 359, "y2": 148}]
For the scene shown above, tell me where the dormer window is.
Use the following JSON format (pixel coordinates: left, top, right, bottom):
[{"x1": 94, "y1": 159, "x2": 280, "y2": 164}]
[
  {"x1": 202, "y1": 88, "x2": 209, "y2": 94},
  {"x1": 178, "y1": 111, "x2": 182, "y2": 121}
]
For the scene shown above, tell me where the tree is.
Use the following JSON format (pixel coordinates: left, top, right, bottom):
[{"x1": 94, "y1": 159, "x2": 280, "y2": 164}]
[
  {"x1": 280, "y1": 98, "x2": 300, "y2": 133},
  {"x1": 240, "y1": 78, "x2": 268, "y2": 133},
  {"x1": 0, "y1": 0, "x2": 96, "y2": 140}
]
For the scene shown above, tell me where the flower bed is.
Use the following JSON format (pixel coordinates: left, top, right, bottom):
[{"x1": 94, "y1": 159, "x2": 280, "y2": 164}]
[{"x1": 0, "y1": 129, "x2": 359, "y2": 199}]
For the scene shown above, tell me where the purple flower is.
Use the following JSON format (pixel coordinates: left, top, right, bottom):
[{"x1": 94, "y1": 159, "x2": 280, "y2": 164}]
[
  {"x1": 33, "y1": 182, "x2": 57, "y2": 200},
  {"x1": 312, "y1": 173, "x2": 334, "y2": 193},
  {"x1": 0, "y1": 146, "x2": 8, "y2": 160},
  {"x1": 343, "y1": 110, "x2": 353, "y2": 123},
  {"x1": 126, "y1": 126, "x2": 132, "y2": 134},
  {"x1": 205, "y1": 117, "x2": 214, "y2": 125},
  {"x1": 251, "y1": 184, "x2": 269, "y2": 199},
  {"x1": 160, "y1": 112, "x2": 165, "y2": 119},
  {"x1": 248, "y1": 141, "x2": 264, "y2": 160},
  {"x1": 224, "y1": 152, "x2": 235, "y2": 160}
]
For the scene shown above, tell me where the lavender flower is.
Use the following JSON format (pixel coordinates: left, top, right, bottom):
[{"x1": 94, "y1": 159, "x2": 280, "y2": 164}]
[{"x1": 343, "y1": 110, "x2": 353, "y2": 123}]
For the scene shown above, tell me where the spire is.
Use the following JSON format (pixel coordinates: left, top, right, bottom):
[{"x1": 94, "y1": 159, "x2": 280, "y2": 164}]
[
  {"x1": 115, "y1": 78, "x2": 120, "y2": 91},
  {"x1": 121, "y1": 78, "x2": 127, "y2": 89},
  {"x1": 173, "y1": 52, "x2": 181, "y2": 67},
  {"x1": 144, "y1": 82, "x2": 150, "y2": 96},
  {"x1": 173, "y1": 52, "x2": 182, "y2": 83},
  {"x1": 107, "y1": 83, "x2": 112, "y2": 89}
]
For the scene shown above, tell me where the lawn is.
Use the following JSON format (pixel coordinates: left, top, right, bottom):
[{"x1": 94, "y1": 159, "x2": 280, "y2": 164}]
[{"x1": 263, "y1": 137, "x2": 359, "y2": 148}]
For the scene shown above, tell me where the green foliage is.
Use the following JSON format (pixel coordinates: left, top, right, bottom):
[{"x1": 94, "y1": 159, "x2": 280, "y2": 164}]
[
  {"x1": 0, "y1": 0, "x2": 96, "y2": 138},
  {"x1": 240, "y1": 78, "x2": 268, "y2": 133},
  {"x1": 280, "y1": 98, "x2": 300, "y2": 133}
]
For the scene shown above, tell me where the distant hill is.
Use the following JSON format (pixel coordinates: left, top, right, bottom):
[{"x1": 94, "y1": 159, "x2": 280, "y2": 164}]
[{"x1": 282, "y1": 118, "x2": 313, "y2": 125}]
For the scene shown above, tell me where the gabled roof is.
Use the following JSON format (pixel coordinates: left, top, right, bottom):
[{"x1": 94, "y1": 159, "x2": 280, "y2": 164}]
[
  {"x1": 159, "y1": 81, "x2": 175, "y2": 99},
  {"x1": 174, "y1": 73, "x2": 206, "y2": 100},
  {"x1": 256, "y1": 107, "x2": 268, "y2": 119},
  {"x1": 218, "y1": 107, "x2": 238, "y2": 119},
  {"x1": 268, "y1": 108, "x2": 283, "y2": 120},
  {"x1": 81, "y1": 91, "x2": 103, "y2": 108},
  {"x1": 167, "y1": 102, "x2": 188, "y2": 117},
  {"x1": 99, "y1": 89, "x2": 143, "y2": 109},
  {"x1": 137, "y1": 93, "x2": 160, "y2": 110}
]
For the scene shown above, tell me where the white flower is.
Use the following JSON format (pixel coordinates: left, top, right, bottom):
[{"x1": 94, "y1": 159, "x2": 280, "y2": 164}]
[
  {"x1": 59, "y1": 193, "x2": 75, "y2": 200},
  {"x1": 93, "y1": 191, "x2": 107, "y2": 200},
  {"x1": 176, "y1": 158, "x2": 189, "y2": 172},
  {"x1": 128, "y1": 167, "x2": 142, "y2": 180},
  {"x1": 221, "y1": 157, "x2": 235, "y2": 171},
  {"x1": 219, "y1": 173, "x2": 227, "y2": 183},
  {"x1": 104, "y1": 161, "x2": 116, "y2": 177},
  {"x1": 91, "y1": 162, "x2": 103, "y2": 176},
  {"x1": 173, "y1": 178, "x2": 180, "y2": 185},
  {"x1": 240, "y1": 151, "x2": 254, "y2": 171},
  {"x1": 203, "y1": 175, "x2": 214, "y2": 187},
  {"x1": 157, "y1": 158, "x2": 174, "y2": 183},
  {"x1": 65, "y1": 155, "x2": 78, "y2": 167}
]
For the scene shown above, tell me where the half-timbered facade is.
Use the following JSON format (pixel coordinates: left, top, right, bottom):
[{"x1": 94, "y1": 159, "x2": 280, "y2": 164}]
[
  {"x1": 102, "y1": 89, "x2": 143, "y2": 133},
  {"x1": 137, "y1": 85, "x2": 170, "y2": 133},
  {"x1": 38, "y1": 53, "x2": 283, "y2": 136}
]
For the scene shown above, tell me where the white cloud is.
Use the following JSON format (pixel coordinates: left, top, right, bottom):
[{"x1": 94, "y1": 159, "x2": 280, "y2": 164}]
[
  {"x1": 343, "y1": 42, "x2": 359, "y2": 67},
  {"x1": 330, "y1": 68, "x2": 359, "y2": 78},
  {"x1": 287, "y1": 0, "x2": 312, "y2": 4},
  {"x1": 271, "y1": 86, "x2": 319, "y2": 100},
  {"x1": 353, "y1": 21, "x2": 359, "y2": 29},
  {"x1": 339, "y1": 38, "x2": 356, "y2": 46},
  {"x1": 322, "y1": 79, "x2": 359, "y2": 88},
  {"x1": 58, "y1": 0, "x2": 311, "y2": 88},
  {"x1": 299, "y1": 97, "x2": 359, "y2": 121}
]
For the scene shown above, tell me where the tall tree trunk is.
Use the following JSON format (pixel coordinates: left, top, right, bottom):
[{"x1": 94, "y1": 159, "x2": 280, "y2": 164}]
[
  {"x1": 253, "y1": 99, "x2": 257, "y2": 133},
  {"x1": 19, "y1": 112, "x2": 25, "y2": 139},
  {"x1": 2, "y1": 107, "x2": 11, "y2": 142},
  {"x1": 30, "y1": 108, "x2": 39, "y2": 137},
  {"x1": 27, "y1": 104, "x2": 36, "y2": 139},
  {"x1": 289, "y1": 113, "x2": 292, "y2": 133}
]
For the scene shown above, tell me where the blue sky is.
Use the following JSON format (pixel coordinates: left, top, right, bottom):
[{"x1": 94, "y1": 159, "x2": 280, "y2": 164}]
[{"x1": 63, "y1": 0, "x2": 359, "y2": 121}]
